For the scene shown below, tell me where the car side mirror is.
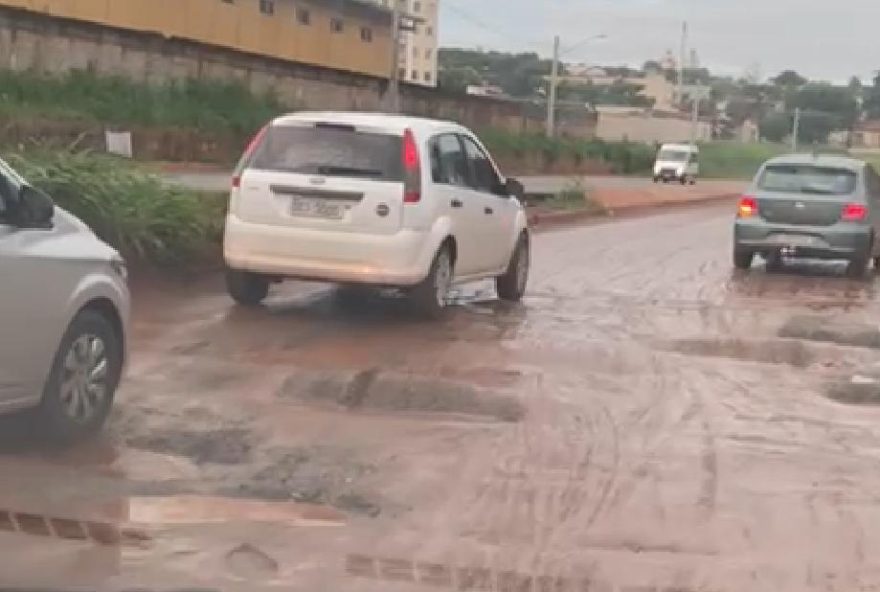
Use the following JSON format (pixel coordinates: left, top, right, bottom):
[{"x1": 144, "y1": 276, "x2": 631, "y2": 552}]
[
  {"x1": 12, "y1": 185, "x2": 54, "y2": 229},
  {"x1": 501, "y1": 177, "x2": 525, "y2": 200}
]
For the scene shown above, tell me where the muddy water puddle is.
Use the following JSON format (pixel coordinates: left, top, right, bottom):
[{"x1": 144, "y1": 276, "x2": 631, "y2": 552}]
[
  {"x1": 277, "y1": 367, "x2": 526, "y2": 423},
  {"x1": 663, "y1": 337, "x2": 816, "y2": 367}
]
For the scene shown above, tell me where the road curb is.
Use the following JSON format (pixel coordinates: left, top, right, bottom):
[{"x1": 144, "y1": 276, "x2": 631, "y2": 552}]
[{"x1": 528, "y1": 193, "x2": 740, "y2": 231}]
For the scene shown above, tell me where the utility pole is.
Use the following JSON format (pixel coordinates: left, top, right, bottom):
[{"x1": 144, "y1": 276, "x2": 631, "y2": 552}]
[
  {"x1": 690, "y1": 95, "x2": 700, "y2": 148},
  {"x1": 678, "y1": 21, "x2": 687, "y2": 108},
  {"x1": 387, "y1": 1, "x2": 402, "y2": 113},
  {"x1": 546, "y1": 35, "x2": 560, "y2": 138},
  {"x1": 792, "y1": 107, "x2": 801, "y2": 151}
]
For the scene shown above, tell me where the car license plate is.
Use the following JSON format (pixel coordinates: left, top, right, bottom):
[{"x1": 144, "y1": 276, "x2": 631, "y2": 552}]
[
  {"x1": 290, "y1": 196, "x2": 344, "y2": 220},
  {"x1": 770, "y1": 234, "x2": 817, "y2": 247}
]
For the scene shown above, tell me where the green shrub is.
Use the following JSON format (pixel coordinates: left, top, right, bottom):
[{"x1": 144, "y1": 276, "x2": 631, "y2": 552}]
[
  {"x1": 0, "y1": 69, "x2": 284, "y2": 135},
  {"x1": 6, "y1": 150, "x2": 224, "y2": 266},
  {"x1": 478, "y1": 129, "x2": 655, "y2": 175}
]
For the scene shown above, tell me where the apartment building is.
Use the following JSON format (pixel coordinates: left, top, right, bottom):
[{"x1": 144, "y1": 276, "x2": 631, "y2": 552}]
[
  {"x1": 0, "y1": 0, "x2": 394, "y2": 78},
  {"x1": 376, "y1": 0, "x2": 438, "y2": 87}
]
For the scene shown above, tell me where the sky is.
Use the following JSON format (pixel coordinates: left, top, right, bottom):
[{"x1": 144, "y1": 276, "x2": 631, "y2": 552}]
[{"x1": 438, "y1": 0, "x2": 879, "y2": 84}]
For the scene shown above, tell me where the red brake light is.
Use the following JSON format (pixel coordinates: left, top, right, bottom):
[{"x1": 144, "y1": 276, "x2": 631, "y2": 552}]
[
  {"x1": 842, "y1": 203, "x2": 867, "y2": 222},
  {"x1": 738, "y1": 195, "x2": 757, "y2": 218},
  {"x1": 402, "y1": 128, "x2": 421, "y2": 204},
  {"x1": 232, "y1": 125, "x2": 269, "y2": 189}
]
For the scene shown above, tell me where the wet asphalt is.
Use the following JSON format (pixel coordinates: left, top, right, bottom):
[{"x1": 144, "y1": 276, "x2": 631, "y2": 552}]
[{"x1": 4, "y1": 201, "x2": 880, "y2": 591}]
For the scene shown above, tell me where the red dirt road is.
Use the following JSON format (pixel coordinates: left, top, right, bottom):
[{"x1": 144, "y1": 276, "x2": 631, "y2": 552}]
[{"x1": 4, "y1": 201, "x2": 880, "y2": 591}]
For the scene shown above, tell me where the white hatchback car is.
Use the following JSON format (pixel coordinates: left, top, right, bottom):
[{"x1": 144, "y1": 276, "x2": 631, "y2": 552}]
[{"x1": 223, "y1": 112, "x2": 530, "y2": 317}]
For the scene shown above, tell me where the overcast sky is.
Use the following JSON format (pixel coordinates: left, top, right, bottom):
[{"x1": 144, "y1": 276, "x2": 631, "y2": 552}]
[{"x1": 438, "y1": 0, "x2": 879, "y2": 83}]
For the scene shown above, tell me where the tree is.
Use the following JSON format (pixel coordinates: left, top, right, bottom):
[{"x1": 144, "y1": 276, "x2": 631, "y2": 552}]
[
  {"x1": 798, "y1": 111, "x2": 838, "y2": 144},
  {"x1": 760, "y1": 112, "x2": 791, "y2": 142},
  {"x1": 773, "y1": 70, "x2": 807, "y2": 88},
  {"x1": 864, "y1": 72, "x2": 880, "y2": 119},
  {"x1": 642, "y1": 60, "x2": 662, "y2": 73},
  {"x1": 787, "y1": 83, "x2": 859, "y2": 133},
  {"x1": 437, "y1": 49, "x2": 553, "y2": 98}
]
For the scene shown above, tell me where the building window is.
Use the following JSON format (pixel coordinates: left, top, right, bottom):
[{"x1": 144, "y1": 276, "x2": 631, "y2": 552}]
[
  {"x1": 221, "y1": 0, "x2": 234, "y2": 4},
  {"x1": 296, "y1": 7, "x2": 310, "y2": 24},
  {"x1": 411, "y1": 69, "x2": 418, "y2": 80},
  {"x1": 331, "y1": 18, "x2": 344, "y2": 33},
  {"x1": 424, "y1": 71, "x2": 432, "y2": 82},
  {"x1": 360, "y1": 27, "x2": 373, "y2": 42},
  {"x1": 412, "y1": 45, "x2": 419, "y2": 58},
  {"x1": 413, "y1": 1, "x2": 421, "y2": 11},
  {"x1": 425, "y1": 48, "x2": 432, "y2": 59},
  {"x1": 425, "y1": 26, "x2": 433, "y2": 36},
  {"x1": 398, "y1": 68, "x2": 406, "y2": 80},
  {"x1": 259, "y1": 0, "x2": 274, "y2": 15}
]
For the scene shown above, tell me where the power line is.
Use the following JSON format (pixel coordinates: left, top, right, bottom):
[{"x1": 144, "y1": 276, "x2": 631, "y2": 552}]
[{"x1": 441, "y1": 0, "x2": 544, "y2": 50}]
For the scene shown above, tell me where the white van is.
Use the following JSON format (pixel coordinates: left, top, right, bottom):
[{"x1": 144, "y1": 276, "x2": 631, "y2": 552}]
[{"x1": 653, "y1": 143, "x2": 699, "y2": 185}]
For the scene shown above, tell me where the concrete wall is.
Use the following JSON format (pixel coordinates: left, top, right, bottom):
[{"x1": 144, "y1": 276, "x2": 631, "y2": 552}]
[
  {"x1": 0, "y1": 0, "x2": 394, "y2": 78},
  {"x1": 0, "y1": 5, "x2": 556, "y2": 138},
  {"x1": 597, "y1": 111, "x2": 711, "y2": 144}
]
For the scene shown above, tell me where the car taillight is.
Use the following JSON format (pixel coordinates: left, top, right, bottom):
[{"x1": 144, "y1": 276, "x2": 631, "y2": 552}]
[
  {"x1": 841, "y1": 203, "x2": 868, "y2": 222},
  {"x1": 738, "y1": 195, "x2": 758, "y2": 218},
  {"x1": 232, "y1": 124, "x2": 269, "y2": 189},
  {"x1": 402, "y1": 128, "x2": 421, "y2": 204}
]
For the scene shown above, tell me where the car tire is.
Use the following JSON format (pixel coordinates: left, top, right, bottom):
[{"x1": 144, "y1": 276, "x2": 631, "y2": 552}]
[
  {"x1": 411, "y1": 245, "x2": 453, "y2": 319},
  {"x1": 35, "y1": 310, "x2": 123, "y2": 443},
  {"x1": 733, "y1": 247, "x2": 754, "y2": 270},
  {"x1": 652, "y1": 177, "x2": 659, "y2": 183},
  {"x1": 847, "y1": 254, "x2": 869, "y2": 278},
  {"x1": 496, "y1": 234, "x2": 530, "y2": 302},
  {"x1": 689, "y1": 177, "x2": 697, "y2": 185},
  {"x1": 226, "y1": 269, "x2": 270, "y2": 306},
  {"x1": 680, "y1": 176, "x2": 688, "y2": 185}
]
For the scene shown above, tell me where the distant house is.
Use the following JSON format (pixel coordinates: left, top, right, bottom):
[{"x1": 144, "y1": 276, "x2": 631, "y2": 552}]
[
  {"x1": 851, "y1": 121, "x2": 880, "y2": 149},
  {"x1": 466, "y1": 84, "x2": 506, "y2": 98}
]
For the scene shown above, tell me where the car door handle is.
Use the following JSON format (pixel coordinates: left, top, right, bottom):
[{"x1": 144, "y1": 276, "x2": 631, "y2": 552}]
[
  {"x1": 451, "y1": 199, "x2": 463, "y2": 208},
  {"x1": 484, "y1": 206, "x2": 494, "y2": 215}
]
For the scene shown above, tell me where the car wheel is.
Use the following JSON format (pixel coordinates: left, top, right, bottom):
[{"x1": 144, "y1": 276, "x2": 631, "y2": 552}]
[
  {"x1": 689, "y1": 177, "x2": 697, "y2": 185},
  {"x1": 680, "y1": 176, "x2": 688, "y2": 185},
  {"x1": 847, "y1": 253, "x2": 869, "y2": 278},
  {"x1": 652, "y1": 177, "x2": 659, "y2": 183},
  {"x1": 765, "y1": 252, "x2": 784, "y2": 273},
  {"x1": 733, "y1": 247, "x2": 754, "y2": 270},
  {"x1": 411, "y1": 245, "x2": 453, "y2": 319},
  {"x1": 36, "y1": 310, "x2": 123, "y2": 443},
  {"x1": 496, "y1": 234, "x2": 530, "y2": 302},
  {"x1": 226, "y1": 269, "x2": 270, "y2": 306}
]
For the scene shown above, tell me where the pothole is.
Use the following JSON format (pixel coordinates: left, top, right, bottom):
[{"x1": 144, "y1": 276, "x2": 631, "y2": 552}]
[
  {"x1": 219, "y1": 447, "x2": 380, "y2": 516},
  {"x1": 277, "y1": 369, "x2": 525, "y2": 423},
  {"x1": 780, "y1": 315, "x2": 880, "y2": 349},
  {"x1": 665, "y1": 338, "x2": 814, "y2": 367},
  {"x1": 826, "y1": 373, "x2": 880, "y2": 405},
  {"x1": 127, "y1": 428, "x2": 254, "y2": 465}
]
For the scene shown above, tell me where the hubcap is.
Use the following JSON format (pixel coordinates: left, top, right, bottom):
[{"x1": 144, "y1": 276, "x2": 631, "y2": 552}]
[
  {"x1": 515, "y1": 243, "x2": 530, "y2": 294},
  {"x1": 434, "y1": 252, "x2": 452, "y2": 307},
  {"x1": 60, "y1": 334, "x2": 109, "y2": 423}
]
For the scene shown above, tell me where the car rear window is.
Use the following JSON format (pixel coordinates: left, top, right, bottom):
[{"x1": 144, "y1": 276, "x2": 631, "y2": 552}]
[
  {"x1": 758, "y1": 164, "x2": 858, "y2": 195},
  {"x1": 250, "y1": 124, "x2": 403, "y2": 181}
]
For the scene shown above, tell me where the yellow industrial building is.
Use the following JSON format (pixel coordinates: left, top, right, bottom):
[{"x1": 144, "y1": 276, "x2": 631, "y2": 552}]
[{"x1": 0, "y1": 0, "x2": 393, "y2": 77}]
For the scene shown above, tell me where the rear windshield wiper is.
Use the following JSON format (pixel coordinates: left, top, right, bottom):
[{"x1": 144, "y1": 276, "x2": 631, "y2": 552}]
[
  {"x1": 798, "y1": 186, "x2": 837, "y2": 195},
  {"x1": 316, "y1": 165, "x2": 384, "y2": 178}
]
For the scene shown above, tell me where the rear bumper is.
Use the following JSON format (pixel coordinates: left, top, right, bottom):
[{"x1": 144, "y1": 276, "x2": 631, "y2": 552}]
[
  {"x1": 734, "y1": 218, "x2": 872, "y2": 259},
  {"x1": 223, "y1": 215, "x2": 434, "y2": 286}
]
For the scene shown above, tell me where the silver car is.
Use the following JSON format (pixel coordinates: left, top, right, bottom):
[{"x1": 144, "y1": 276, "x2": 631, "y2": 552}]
[
  {"x1": 0, "y1": 158, "x2": 129, "y2": 441},
  {"x1": 734, "y1": 154, "x2": 880, "y2": 277}
]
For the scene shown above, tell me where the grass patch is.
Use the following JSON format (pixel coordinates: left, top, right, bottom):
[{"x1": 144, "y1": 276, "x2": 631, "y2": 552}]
[
  {"x1": 479, "y1": 129, "x2": 655, "y2": 175},
  {"x1": 541, "y1": 178, "x2": 606, "y2": 214},
  {"x1": 0, "y1": 69, "x2": 285, "y2": 136},
  {"x1": 6, "y1": 150, "x2": 225, "y2": 266}
]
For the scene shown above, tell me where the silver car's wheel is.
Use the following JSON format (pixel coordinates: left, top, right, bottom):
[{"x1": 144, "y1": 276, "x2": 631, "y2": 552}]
[
  {"x1": 60, "y1": 334, "x2": 110, "y2": 424},
  {"x1": 37, "y1": 310, "x2": 122, "y2": 442}
]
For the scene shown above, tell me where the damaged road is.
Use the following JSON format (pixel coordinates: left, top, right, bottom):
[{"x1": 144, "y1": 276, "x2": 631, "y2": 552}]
[{"x1": 5, "y1": 201, "x2": 880, "y2": 591}]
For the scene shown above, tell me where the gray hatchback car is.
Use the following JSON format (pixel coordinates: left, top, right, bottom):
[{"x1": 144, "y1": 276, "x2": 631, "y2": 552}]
[
  {"x1": 734, "y1": 154, "x2": 880, "y2": 277},
  {"x1": 0, "y1": 158, "x2": 129, "y2": 442}
]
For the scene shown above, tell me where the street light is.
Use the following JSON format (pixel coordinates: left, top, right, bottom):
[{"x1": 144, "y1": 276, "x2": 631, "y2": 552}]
[{"x1": 546, "y1": 34, "x2": 607, "y2": 138}]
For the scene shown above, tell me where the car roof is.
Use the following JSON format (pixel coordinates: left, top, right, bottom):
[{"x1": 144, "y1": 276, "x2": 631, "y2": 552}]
[
  {"x1": 661, "y1": 143, "x2": 698, "y2": 152},
  {"x1": 765, "y1": 153, "x2": 866, "y2": 172},
  {"x1": 271, "y1": 111, "x2": 467, "y2": 135}
]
